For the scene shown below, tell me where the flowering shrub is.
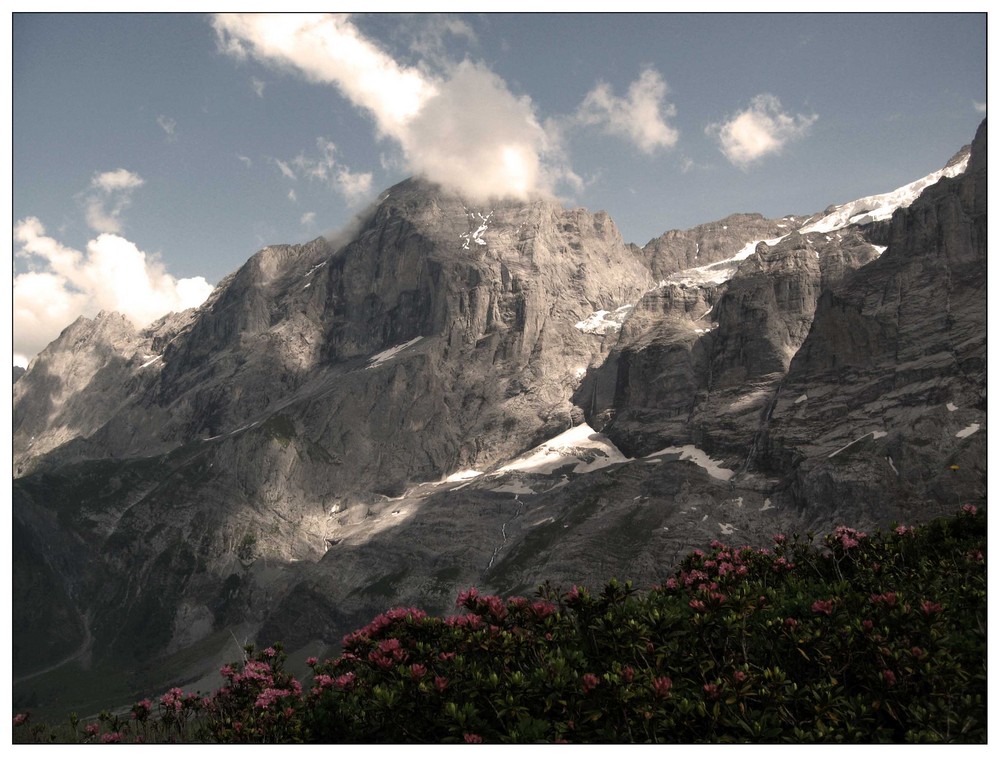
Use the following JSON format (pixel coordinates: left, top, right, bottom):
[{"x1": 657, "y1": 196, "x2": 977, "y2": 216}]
[{"x1": 13, "y1": 507, "x2": 986, "y2": 743}]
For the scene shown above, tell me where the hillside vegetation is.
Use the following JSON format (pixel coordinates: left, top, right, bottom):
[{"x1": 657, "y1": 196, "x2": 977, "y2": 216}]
[{"x1": 14, "y1": 506, "x2": 986, "y2": 744}]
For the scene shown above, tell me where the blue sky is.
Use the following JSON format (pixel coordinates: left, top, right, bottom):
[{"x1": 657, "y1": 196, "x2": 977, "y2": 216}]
[{"x1": 11, "y1": 12, "x2": 987, "y2": 365}]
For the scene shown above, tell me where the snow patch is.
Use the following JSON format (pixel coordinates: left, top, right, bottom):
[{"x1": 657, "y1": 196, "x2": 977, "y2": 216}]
[
  {"x1": 496, "y1": 423, "x2": 631, "y2": 476},
  {"x1": 645, "y1": 445, "x2": 735, "y2": 481},
  {"x1": 947, "y1": 402, "x2": 958, "y2": 412},
  {"x1": 366, "y1": 337, "x2": 423, "y2": 369},
  {"x1": 303, "y1": 261, "x2": 326, "y2": 279},
  {"x1": 460, "y1": 210, "x2": 493, "y2": 250},
  {"x1": 956, "y1": 423, "x2": 980, "y2": 439},
  {"x1": 575, "y1": 304, "x2": 634, "y2": 335},
  {"x1": 139, "y1": 355, "x2": 162, "y2": 369},
  {"x1": 871, "y1": 244, "x2": 888, "y2": 257},
  {"x1": 794, "y1": 394, "x2": 808, "y2": 404},
  {"x1": 827, "y1": 430, "x2": 887, "y2": 458},
  {"x1": 760, "y1": 498, "x2": 774, "y2": 512},
  {"x1": 491, "y1": 481, "x2": 535, "y2": 495},
  {"x1": 664, "y1": 235, "x2": 786, "y2": 288},
  {"x1": 799, "y1": 155, "x2": 969, "y2": 235},
  {"x1": 718, "y1": 523, "x2": 736, "y2": 535},
  {"x1": 444, "y1": 469, "x2": 483, "y2": 483},
  {"x1": 887, "y1": 456, "x2": 898, "y2": 475}
]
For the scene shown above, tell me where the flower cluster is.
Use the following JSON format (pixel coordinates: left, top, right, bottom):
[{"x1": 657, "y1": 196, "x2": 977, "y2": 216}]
[{"x1": 11, "y1": 507, "x2": 985, "y2": 745}]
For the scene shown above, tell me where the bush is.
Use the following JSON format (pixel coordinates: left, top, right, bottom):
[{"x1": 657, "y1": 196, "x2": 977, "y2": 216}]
[{"x1": 14, "y1": 506, "x2": 986, "y2": 743}]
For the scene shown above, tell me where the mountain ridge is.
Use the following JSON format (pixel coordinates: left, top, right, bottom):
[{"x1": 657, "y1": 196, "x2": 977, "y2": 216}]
[{"x1": 12, "y1": 121, "x2": 986, "y2": 718}]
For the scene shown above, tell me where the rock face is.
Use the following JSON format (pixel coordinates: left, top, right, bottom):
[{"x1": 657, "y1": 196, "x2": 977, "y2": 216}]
[
  {"x1": 640, "y1": 212, "x2": 808, "y2": 281},
  {"x1": 11, "y1": 123, "x2": 986, "y2": 717}
]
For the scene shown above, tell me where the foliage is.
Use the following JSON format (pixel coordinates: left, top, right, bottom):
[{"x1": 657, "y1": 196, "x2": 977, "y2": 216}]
[{"x1": 14, "y1": 506, "x2": 986, "y2": 743}]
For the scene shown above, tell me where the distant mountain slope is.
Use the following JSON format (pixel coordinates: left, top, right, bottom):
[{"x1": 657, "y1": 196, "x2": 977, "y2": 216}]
[{"x1": 12, "y1": 121, "x2": 985, "y2": 719}]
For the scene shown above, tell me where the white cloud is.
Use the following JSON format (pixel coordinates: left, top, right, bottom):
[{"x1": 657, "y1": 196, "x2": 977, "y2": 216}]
[
  {"x1": 290, "y1": 137, "x2": 374, "y2": 206},
  {"x1": 403, "y1": 14, "x2": 478, "y2": 69},
  {"x1": 401, "y1": 60, "x2": 551, "y2": 200},
  {"x1": 157, "y1": 114, "x2": 178, "y2": 141},
  {"x1": 13, "y1": 217, "x2": 214, "y2": 362},
  {"x1": 212, "y1": 13, "x2": 567, "y2": 202},
  {"x1": 973, "y1": 100, "x2": 986, "y2": 113},
  {"x1": 288, "y1": 189, "x2": 297, "y2": 202},
  {"x1": 252, "y1": 77, "x2": 266, "y2": 97},
  {"x1": 576, "y1": 67, "x2": 679, "y2": 153},
  {"x1": 81, "y1": 168, "x2": 145, "y2": 234},
  {"x1": 274, "y1": 158, "x2": 297, "y2": 180},
  {"x1": 213, "y1": 14, "x2": 434, "y2": 141},
  {"x1": 334, "y1": 166, "x2": 373, "y2": 204},
  {"x1": 91, "y1": 168, "x2": 144, "y2": 193},
  {"x1": 238, "y1": 154, "x2": 253, "y2": 167},
  {"x1": 300, "y1": 211, "x2": 317, "y2": 226},
  {"x1": 707, "y1": 94, "x2": 818, "y2": 169}
]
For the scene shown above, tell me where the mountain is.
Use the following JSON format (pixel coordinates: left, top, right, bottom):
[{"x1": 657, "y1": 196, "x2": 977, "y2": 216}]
[{"x1": 12, "y1": 121, "x2": 986, "y2": 717}]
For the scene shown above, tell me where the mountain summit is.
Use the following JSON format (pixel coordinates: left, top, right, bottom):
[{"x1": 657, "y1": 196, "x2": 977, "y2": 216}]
[{"x1": 12, "y1": 121, "x2": 986, "y2": 716}]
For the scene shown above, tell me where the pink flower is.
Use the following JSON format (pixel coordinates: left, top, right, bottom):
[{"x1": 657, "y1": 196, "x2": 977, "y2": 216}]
[
  {"x1": 313, "y1": 673, "x2": 334, "y2": 690},
  {"x1": 871, "y1": 592, "x2": 897, "y2": 607},
  {"x1": 581, "y1": 673, "x2": 600, "y2": 694},
  {"x1": 13, "y1": 713, "x2": 28, "y2": 727},
  {"x1": 911, "y1": 646, "x2": 925, "y2": 659},
  {"x1": 784, "y1": 617, "x2": 798, "y2": 628},
  {"x1": 335, "y1": 672, "x2": 356, "y2": 690},
  {"x1": 862, "y1": 619, "x2": 874, "y2": 631},
  {"x1": 530, "y1": 600, "x2": 557, "y2": 619},
  {"x1": 101, "y1": 732, "x2": 122, "y2": 743},
  {"x1": 482, "y1": 595, "x2": 508, "y2": 620},
  {"x1": 439, "y1": 651, "x2": 456, "y2": 662},
  {"x1": 85, "y1": 724, "x2": 100, "y2": 737},
  {"x1": 464, "y1": 733, "x2": 483, "y2": 743},
  {"x1": 733, "y1": 670, "x2": 747, "y2": 683},
  {"x1": 664, "y1": 577, "x2": 678, "y2": 590},
  {"x1": 434, "y1": 675, "x2": 449, "y2": 693},
  {"x1": 456, "y1": 587, "x2": 480, "y2": 607},
  {"x1": 894, "y1": 525, "x2": 913, "y2": 536},
  {"x1": 263, "y1": 646, "x2": 277, "y2": 658},
  {"x1": 306, "y1": 657, "x2": 318, "y2": 667},
  {"x1": 773, "y1": 534, "x2": 787, "y2": 545},
  {"x1": 622, "y1": 666, "x2": 635, "y2": 683},
  {"x1": 688, "y1": 598, "x2": 707, "y2": 612},
  {"x1": 811, "y1": 599, "x2": 834, "y2": 616},
  {"x1": 920, "y1": 600, "x2": 943, "y2": 616},
  {"x1": 652, "y1": 676, "x2": 673, "y2": 698},
  {"x1": 410, "y1": 663, "x2": 427, "y2": 680},
  {"x1": 254, "y1": 687, "x2": 291, "y2": 710},
  {"x1": 882, "y1": 669, "x2": 897, "y2": 686},
  {"x1": 962, "y1": 504, "x2": 978, "y2": 515},
  {"x1": 703, "y1": 682, "x2": 720, "y2": 700}
]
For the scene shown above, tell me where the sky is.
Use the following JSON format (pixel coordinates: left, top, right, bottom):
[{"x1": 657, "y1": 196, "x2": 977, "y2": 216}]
[{"x1": 10, "y1": 11, "x2": 988, "y2": 366}]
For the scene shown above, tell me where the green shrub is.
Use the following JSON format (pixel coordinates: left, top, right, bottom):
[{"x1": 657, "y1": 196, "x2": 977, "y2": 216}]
[{"x1": 14, "y1": 506, "x2": 986, "y2": 743}]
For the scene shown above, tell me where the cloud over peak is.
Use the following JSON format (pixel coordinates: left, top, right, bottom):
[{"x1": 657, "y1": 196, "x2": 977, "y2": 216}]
[
  {"x1": 707, "y1": 94, "x2": 818, "y2": 169},
  {"x1": 212, "y1": 13, "x2": 557, "y2": 202},
  {"x1": 13, "y1": 217, "x2": 213, "y2": 364}
]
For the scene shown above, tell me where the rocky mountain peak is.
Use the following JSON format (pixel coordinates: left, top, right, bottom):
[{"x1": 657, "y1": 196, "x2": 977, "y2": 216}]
[{"x1": 11, "y1": 123, "x2": 986, "y2": 715}]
